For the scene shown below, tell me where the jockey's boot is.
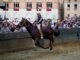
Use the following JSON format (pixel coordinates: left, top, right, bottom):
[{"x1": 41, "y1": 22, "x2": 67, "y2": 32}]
[
  {"x1": 39, "y1": 29, "x2": 43, "y2": 39},
  {"x1": 41, "y1": 35, "x2": 43, "y2": 39},
  {"x1": 37, "y1": 24, "x2": 44, "y2": 39},
  {"x1": 40, "y1": 32, "x2": 43, "y2": 39}
]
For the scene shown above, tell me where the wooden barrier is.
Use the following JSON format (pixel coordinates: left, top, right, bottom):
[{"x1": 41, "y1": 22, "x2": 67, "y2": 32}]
[
  {"x1": 55, "y1": 28, "x2": 80, "y2": 43},
  {"x1": 0, "y1": 32, "x2": 33, "y2": 53},
  {"x1": 0, "y1": 28, "x2": 80, "y2": 53}
]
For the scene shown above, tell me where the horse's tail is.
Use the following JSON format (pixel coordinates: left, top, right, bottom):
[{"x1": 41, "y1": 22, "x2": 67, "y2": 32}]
[{"x1": 53, "y1": 29, "x2": 60, "y2": 37}]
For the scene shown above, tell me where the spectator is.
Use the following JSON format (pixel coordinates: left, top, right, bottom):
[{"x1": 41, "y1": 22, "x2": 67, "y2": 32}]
[
  {"x1": 0, "y1": 22, "x2": 11, "y2": 33},
  {"x1": 20, "y1": 27, "x2": 27, "y2": 32},
  {"x1": 0, "y1": 15, "x2": 3, "y2": 21}
]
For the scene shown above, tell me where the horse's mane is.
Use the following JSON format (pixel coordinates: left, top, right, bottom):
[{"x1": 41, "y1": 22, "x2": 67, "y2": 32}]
[{"x1": 25, "y1": 19, "x2": 33, "y2": 26}]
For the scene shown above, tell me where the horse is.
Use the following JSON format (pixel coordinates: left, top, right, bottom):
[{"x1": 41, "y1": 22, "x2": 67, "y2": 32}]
[{"x1": 18, "y1": 18, "x2": 60, "y2": 50}]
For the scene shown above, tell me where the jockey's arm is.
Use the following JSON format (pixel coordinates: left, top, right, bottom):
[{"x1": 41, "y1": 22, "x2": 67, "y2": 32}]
[{"x1": 38, "y1": 18, "x2": 43, "y2": 24}]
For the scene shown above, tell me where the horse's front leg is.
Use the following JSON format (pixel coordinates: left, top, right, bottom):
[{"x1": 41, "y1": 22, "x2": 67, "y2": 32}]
[{"x1": 32, "y1": 40, "x2": 36, "y2": 48}]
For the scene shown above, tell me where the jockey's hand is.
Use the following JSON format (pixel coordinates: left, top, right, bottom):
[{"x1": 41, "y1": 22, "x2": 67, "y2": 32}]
[{"x1": 33, "y1": 22, "x2": 36, "y2": 26}]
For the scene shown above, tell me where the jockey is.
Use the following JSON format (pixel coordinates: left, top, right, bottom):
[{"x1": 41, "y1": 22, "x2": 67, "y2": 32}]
[
  {"x1": 36, "y1": 13, "x2": 43, "y2": 24},
  {"x1": 36, "y1": 13, "x2": 43, "y2": 39}
]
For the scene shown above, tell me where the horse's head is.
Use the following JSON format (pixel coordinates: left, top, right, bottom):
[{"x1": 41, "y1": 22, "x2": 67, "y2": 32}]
[
  {"x1": 18, "y1": 18, "x2": 32, "y2": 27},
  {"x1": 18, "y1": 18, "x2": 26, "y2": 27}
]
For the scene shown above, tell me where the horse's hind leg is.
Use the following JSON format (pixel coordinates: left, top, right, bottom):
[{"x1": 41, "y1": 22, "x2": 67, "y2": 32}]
[
  {"x1": 50, "y1": 40, "x2": 53, "y2": 50},
  {"x1": 49, "y1": 36, "x2": 54, "y2": 50}
]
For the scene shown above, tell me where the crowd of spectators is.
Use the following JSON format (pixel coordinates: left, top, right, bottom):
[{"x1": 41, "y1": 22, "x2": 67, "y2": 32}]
[
  {"x1": 51, "y1": 15, "x2": 80, "y2": 29},
  {"x1": 59, "y1": 15, "x2": 80, "y2": 29},
  {"x1": 0, "y1": 18, "x2": 27, "y2": 33},
  {"x1": 0, "y1": 15, "x2": 80, "y2": 33}
]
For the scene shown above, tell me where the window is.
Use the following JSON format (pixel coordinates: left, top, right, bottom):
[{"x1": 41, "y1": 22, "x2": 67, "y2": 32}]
[
  {"x1": 46, "y1": 2, "x2": 52, "y2": 11},
  {"x1": 26, "y1": 2, "x2": 32, "y2": 11},
  {"x1": 14, "y1": 2, "x2": 19, "y2": 11},
  {"x1": 36, "y1": 0, "x2": 42, "y2": 2},
  {"x1": 36, "y1": 2, "x2": 42, "y2": 11},
  {"x1": 46, "y1": 0, "x2": 52, "y2": 2},
  {"x1": 67, "y1": 4, "x2": 70, "y2": 10},
  {"x1": 3, "y1": 2, "x2": 9, "y2": 11},
  {"x1": 27, "y1": 0, "x2": 32, "y2": 2},
  {"x1": 68, "y1": 0, "x2": 70, "y2": 2},
  {"x1": 74, "y1": 14, "x2": 77, "y2": 16},
  {"x1": 67, "y1": 14, "x2": 70, "y2": 18},
  {"x1": 9, "y1": 0, "x2": 13, "y2": 2},
  {"x1": 74, "y1": 4, "x2": 77, "y2": 10},
  {"x1": 13, "y1": 0, "x2": 19, "y2": 2},
  {"x1": 75, "y1": 0, "x2": 77, "y2": 2}
]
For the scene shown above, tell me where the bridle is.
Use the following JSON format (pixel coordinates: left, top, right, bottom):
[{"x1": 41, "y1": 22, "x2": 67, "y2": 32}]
[{"x1": 20, "y1": 19, "x2": 26, "y2": 27}]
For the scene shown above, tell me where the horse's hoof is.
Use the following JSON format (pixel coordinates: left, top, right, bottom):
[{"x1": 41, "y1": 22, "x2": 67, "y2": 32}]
[
  {"x1": 50, "y1": 48, "x2": 53, "y2": 51},
  {"x1": 33, "y1": 45, "x2": 36, "y2": 48}
]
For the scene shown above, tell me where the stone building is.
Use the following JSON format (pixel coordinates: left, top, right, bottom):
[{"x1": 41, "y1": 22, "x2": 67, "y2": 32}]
[
  {"x1": 64, "y1": 0, "x2": 80, "y2": 19},
  {"x1": 0, "y1": 0, "x2": 59, "y2": 22}
]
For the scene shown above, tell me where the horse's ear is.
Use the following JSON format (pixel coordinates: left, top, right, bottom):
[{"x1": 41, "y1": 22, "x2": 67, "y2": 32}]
[
  {"x1": 24, "y1": 18, "x2": 28, "y2": 21},
  {"x1": 22, "y1": 18, "x2": 23, "y2": 20},
  {"x1": 22, "y1": 17, "x2": 24, "y2": 20}
]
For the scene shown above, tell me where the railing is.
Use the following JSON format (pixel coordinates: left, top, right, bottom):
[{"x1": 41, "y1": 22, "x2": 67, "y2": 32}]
[
  {"x1": 0, "y1": 28, "x2": 80, "y2": 53},
  {"x1": 0, "y1": 32, "x2": 33, "y2": 53},
  {"x1": 0, "y1": 28, "x2": 80, "y2": 41},
  {"x1": 55, "y1": 28, "x2": 80, "y2": 43},
  {"x1": 0, "y1": 32, "x2": 30, "y2": 41}
]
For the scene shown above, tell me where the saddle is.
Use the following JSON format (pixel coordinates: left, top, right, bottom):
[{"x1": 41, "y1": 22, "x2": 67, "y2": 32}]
[{"x1": 41, "y1": 20, "x2": 51, "y2": 31}]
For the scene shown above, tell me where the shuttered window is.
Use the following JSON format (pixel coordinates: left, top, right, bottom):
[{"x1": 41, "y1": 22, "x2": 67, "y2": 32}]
[
  {"x1": 36, "y1": 2, "x2": 42, "y2": 11},
  {"x1": 26, "y1": 2, "x2": 32, "y2": 11},
  {"x1": 3, "y1": 2, "x2": 9, "y2": 11},
  {"x1": 14, "y1": 2, "x2": 19, "y2": 11},
  {"x1": 46, "y1": 2, "x2": 52, "y2": 11}
]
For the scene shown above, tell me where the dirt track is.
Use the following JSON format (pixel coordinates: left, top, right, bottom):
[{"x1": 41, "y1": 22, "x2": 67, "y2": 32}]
[{"x1": 0, "y1": 41, "x2": 80, "y2": 60}]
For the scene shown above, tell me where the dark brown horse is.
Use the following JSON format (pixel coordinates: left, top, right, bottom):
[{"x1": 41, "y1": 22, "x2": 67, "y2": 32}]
[{"x1": 18, "y1": 18, "x2": 60, "y2": 50}]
